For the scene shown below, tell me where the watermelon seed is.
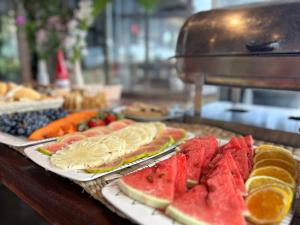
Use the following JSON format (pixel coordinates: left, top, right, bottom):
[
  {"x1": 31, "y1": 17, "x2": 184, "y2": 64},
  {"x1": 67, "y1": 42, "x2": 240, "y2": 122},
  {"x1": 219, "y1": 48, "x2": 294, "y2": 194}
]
[
  {"x1": 158, "y1": 173, "x2": 165, "y2": 178},
  {"x1": 146, "y1": 175, "x2": 154, "y2": 183}
]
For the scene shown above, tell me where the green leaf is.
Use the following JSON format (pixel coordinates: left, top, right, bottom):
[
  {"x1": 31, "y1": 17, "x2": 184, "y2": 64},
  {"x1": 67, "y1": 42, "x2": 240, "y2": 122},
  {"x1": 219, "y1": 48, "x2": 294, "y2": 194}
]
[
  {"x1": 137, "y1": 0, "x2": 158, "y2": 12},
  {"x1": 93, "y1": 0, "x2": 111, "y2": 18}
]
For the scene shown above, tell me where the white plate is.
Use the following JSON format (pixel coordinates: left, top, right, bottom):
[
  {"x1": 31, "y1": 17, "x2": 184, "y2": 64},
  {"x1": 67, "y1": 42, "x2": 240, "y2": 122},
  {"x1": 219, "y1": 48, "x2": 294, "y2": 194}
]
[
  {"x1": 0, "y1": 131, "x2": 55, "y2": 148},
  {"x1": 113, "y1": 106, "x2": 184, "y2": 122},
  {"x1": 102, "y1": 181, "x2": 294, "y2": 225},
  {"x1": 23, "y1": 132, "x2": 194, "y2": 182}
]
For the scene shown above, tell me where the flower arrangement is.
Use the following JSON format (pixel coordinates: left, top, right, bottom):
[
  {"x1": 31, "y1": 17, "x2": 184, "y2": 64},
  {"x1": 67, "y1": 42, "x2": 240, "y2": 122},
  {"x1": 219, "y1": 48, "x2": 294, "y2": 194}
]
[{"x1": 64, "y1": 0, "x2": 94, "y2": 64}]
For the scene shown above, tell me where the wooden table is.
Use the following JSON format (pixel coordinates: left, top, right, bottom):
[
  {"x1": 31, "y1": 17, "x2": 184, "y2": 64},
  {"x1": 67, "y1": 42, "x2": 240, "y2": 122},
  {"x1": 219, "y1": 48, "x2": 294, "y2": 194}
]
[
  {"x1": 0, "y1": 143, "x2": 299, "y2": 225},
  {"x1": 0, "y1": 144, "x2": 133, "y2": 225}
]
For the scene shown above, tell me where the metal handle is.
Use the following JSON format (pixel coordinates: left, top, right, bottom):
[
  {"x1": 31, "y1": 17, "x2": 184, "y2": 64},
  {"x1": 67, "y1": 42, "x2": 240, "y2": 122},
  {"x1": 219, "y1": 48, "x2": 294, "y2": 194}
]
[{"x1": 246, "y1": 40, "x2": 280, "y2": 52}]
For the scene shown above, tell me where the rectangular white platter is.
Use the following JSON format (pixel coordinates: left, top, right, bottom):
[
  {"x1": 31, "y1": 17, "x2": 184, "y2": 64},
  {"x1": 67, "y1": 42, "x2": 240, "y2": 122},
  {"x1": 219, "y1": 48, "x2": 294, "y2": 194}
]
[
  {"x1": 0, "y1": 97, "x2": 63, "y2": 147},
  {"x1": 24, "y1": 133, "x2": 194, "y2": 182},
  {"x1": 102, "y1": 140, "x2": 296, "y2": 225},
  {"x1": 0, "y1": 131, "x2": 56, "y2": 148},
  {"x1": 102, "y1": 181, "x2": 294, "y2": 225}
]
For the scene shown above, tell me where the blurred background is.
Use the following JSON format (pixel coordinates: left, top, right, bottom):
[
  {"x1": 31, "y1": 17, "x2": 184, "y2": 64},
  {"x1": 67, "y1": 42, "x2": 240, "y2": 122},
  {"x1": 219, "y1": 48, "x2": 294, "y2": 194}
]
[
  {"x1": 1, "y1": 0, "x2": 298, "y2": 108},
  {"x1": 0, "y1": 0, "x2": 298, "y2": 224}
]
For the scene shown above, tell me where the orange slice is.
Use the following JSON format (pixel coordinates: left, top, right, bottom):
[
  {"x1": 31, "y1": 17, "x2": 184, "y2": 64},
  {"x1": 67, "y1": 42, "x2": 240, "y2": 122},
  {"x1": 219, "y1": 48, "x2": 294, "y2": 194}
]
[
  {"x1": 246, "y1": 176, "x2": 294, "y2": 192},
  {"x1": 254, "y1": 150, "x2": 296, "y2": 167},
  {"x1": 250, "y1": 166, "x2": 295, "y2": 187},
  {"x1": 254, "y1": 159, "x2": 297, "y2": 179},
  {"x1": 246, "y1": 186, "x2": 292, "y2": 224}
]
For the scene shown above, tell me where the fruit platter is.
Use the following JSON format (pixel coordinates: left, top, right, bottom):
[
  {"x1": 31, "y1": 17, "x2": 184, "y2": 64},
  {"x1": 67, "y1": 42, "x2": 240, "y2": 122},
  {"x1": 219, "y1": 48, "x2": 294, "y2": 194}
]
[
  {"x1": 0, "y1": 109, "x2": 124, "y2": 147},
  {"x1": 24, "y1": 120, "x2": 189, "y2": 181},
  {"x1": 102, "y1": 136, "x2": 299, "y2": 225}
]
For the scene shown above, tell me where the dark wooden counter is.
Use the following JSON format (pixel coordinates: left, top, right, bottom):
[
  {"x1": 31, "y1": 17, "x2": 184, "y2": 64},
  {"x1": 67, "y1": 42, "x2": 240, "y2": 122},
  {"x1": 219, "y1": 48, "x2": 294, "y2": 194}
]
[
  {"x1": 0, "y1": 143, "x2": 299, "y2": 225},
  {"x1": 0, "y1": 144, "x2": 133, "y2": 225}
]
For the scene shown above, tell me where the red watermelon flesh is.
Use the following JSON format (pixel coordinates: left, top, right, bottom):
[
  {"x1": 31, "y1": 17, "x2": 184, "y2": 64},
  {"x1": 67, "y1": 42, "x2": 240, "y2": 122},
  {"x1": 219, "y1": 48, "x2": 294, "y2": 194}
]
[
  {"x1": 119, "y1": 155, "x2": 177, "y2": 209},
  {"x1": 206, "y1": 168, "x2": 247, "y2": 219},
  {"x1": 160, "y1": 128, "x2": 186, "y2": 142},
  {"x1": 205, "y1": 153, "x2": 246, "y2": 196},
  {"x1": 180, "y1": 143, "x2": 205, "y2": 186},
  {"x1": 175, "y1": 153, "x2": 187, "y2": 198},
  {"x1": 219, "y1": 137, "x2": 250, "y2": 180},
  {"x1": 239, "y1": 136, "x2": 254, "y2": 167},
  {"x1": 197, "y1": 136, "x2": 218, "y2": 171},
  {"x1": 108, "y1": 121, "x2": 128, "y2": 131}
]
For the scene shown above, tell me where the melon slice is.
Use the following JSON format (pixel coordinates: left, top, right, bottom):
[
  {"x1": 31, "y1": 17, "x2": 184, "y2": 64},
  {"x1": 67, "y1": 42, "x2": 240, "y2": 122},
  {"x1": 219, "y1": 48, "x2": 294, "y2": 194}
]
[
  {"x1": 84, "y1": 158, "x2": 123, "y2": 173},
  {"x1": 145, "y1": 136, "x2": 173, "y2": 156},
  {"x1": 119, "y1": 155, "x2": 178, "y2": 209},
  {"x1": 160, "y1": 128, "x2": 186, "y2": 142},
  {"x1": 119, "y1": 119, "x2": 135, "y2": 125},
  {"x1": 37, "y1": 142, "x2": 67, "y2": 156},
  {"x1": 82, "y1": 129, "x2": 103, "y2": 137},
  {"x1": 108, "y1": 121, "x2": 128, "y2": 130},
  {"x1": 89, "y1": 126, "x2": 112, "y2": 134},
  {"x1": 59, "y1": 133, "x2": 85, "y2": 144}
]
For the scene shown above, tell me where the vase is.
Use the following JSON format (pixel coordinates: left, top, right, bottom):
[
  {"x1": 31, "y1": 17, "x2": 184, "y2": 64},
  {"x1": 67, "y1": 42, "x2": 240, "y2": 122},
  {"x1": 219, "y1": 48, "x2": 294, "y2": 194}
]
[
  {"x1": 37, "y1": 59, "x2": 50, "y2": 85},
  {"x1": 72, "y1": 59, "x2": 84, "y2": 88}
]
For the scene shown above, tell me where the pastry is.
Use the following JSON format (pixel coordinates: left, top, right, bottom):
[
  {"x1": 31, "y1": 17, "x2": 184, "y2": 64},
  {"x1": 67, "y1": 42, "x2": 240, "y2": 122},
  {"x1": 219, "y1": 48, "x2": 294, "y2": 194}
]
[
  {"x1": 13, "y1": 87, "x2": 42, "y2": 100},
  {"x1": 0, "y1": 82, "x2": 8, "y2": 96}
]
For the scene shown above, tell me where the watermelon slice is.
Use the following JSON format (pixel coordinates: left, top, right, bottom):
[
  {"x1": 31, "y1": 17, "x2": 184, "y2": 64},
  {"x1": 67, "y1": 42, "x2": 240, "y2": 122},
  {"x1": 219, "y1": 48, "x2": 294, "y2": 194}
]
[
  {"x1": 59, "y1": 133, "x2": 85, "y2": 144},
  {"x1": 166, "y1": 185, "x2": 212, "y2": 225},
  {"x1": 180, "y1": 139, "x2": 205, "y2": 186},
  {"x1": 204, "y1": 152, "x2": 246, "y2": 195},
  {"x1": 175, "y1": 153, "x2": 187, "y2": 198},
  {"x1": 179, "y1": 137, "x2": 217, "y2": 186},
  {"x1": 118, "y1": 155, "x2": 178, "y2": 209},
  {"x1": 84, "y1": 158, "x2": 123, "y2": 173},
  {"x1": 206, "y1": 168, "x2": 247, "y2": 217},
  {"x1": 37, "y1": 142, "x2": 67, "y2": 156},
  {"x1": 108, "y1": 121, "x2": 128, "y2": 131},
  {"x1": 219, "y1": 137, "x2": 250, "y2": 180}
]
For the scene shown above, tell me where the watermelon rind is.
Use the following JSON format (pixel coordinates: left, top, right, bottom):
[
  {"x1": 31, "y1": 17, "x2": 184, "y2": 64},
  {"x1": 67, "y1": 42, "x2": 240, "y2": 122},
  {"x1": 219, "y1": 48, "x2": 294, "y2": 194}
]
[
  {"x1": 166, "y1": 206, "x2": 210, "y2": 225},
  {"x1": 118, "y1": 179, "x2": 170, "y2": 209},
  {"x1": 36, "y1": 147, "x2": 52, "y2": 156}
]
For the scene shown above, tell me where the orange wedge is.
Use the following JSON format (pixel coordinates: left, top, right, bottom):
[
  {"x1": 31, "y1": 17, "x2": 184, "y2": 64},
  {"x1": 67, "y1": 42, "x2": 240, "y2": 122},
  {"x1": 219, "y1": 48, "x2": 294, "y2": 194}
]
[{"x1": 246, "y1": 186, "x2": 292, "y2": 224}]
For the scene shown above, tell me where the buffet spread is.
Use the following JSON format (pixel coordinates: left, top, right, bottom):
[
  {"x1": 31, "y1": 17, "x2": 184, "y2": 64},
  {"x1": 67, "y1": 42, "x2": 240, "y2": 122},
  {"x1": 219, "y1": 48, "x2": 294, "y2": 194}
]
[{"x1": 0, "y1": 81, "x2": 298, "y2": 225}]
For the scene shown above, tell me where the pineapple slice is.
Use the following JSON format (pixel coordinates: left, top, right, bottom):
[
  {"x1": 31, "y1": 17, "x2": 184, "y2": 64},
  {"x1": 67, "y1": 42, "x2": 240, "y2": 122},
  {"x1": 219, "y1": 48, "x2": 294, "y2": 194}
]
[{"x1": 50, "y1": 135, "x2": 126, "y2": 170}]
